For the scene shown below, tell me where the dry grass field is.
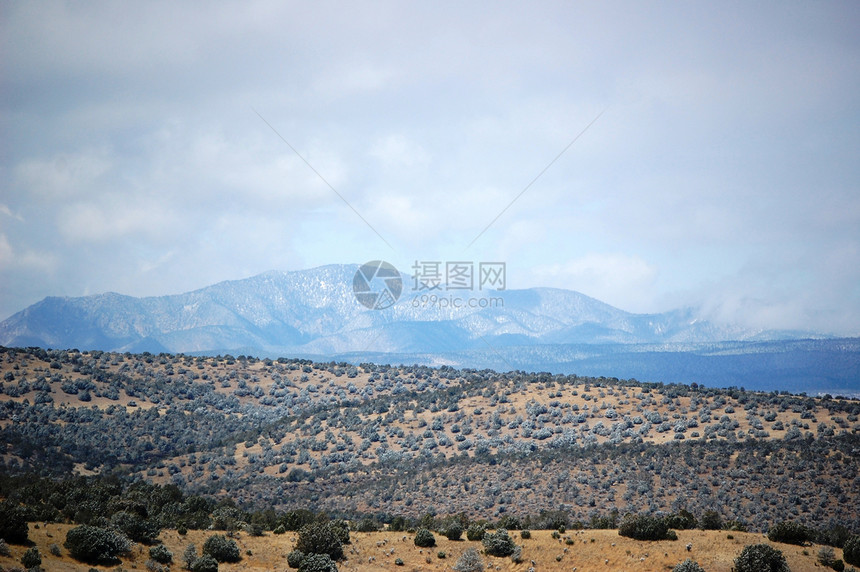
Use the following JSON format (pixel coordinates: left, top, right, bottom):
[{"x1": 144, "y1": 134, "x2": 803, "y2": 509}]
[{"x1": 0, "y1": 524, "x2": 845, "y2": 572}]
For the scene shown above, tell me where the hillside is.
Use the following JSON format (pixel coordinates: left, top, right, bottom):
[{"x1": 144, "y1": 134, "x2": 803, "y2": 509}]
[
  {"x1": 0, "y1": 525, "x2": 848, "y2": 572},
  {"x1": 1, "y1": 346, "x2": 858, "y2": 534}
]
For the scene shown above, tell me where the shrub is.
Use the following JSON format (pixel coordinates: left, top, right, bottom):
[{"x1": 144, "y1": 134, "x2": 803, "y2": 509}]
[
  {"x1": 149, "y1": 544, "x2": 173, "y2": 564},
  {"x1": 767, "y1": 521, "x2": 810, "y2": 545},
  {"x1": 444, "y1": 521, "x2": 463, "y2": 541},
  {"x1": 273, "y1": 524, "x2": 286, "y2": 535},
  {"x1": 298, "y1": 553, "x2": 338, "y2": 572},
  {"x1": 700, "y1": 511, "x2": 723, "y2": 530},
  {"x1": 49, "y1": 543, "x2": 62, "y2": 557},
  {"x1": 287, "y1": 550, "x2": 305, "y2": 569},
  {"x1": 453, "y1": 547, "x2": 485, "y2": 572},
  {"x1": 725, "y1": 520, "x2": 748, "y2": 532},
  {"x1": 329, "y1": 520, "x2": 350, "y2": 545},
  {"x1": 296, "y1": 522, "x2": 344, "y2": 561},
  {"x1": 482, "y1": 529, "x2": 516, "y2": 557},
  {"x1": 520, "y1": 529, "x2": 531, "y2": 539},
  {"x1": 734, "y1": 544, "x2": 789, "y2": 572},
  {"x1": 665, "y1": 510, "x2": 698, "y2": 530},
  {"x1": 466, "y1": 523, "x2": 486, "y2": 541},
  {"x1": 618, "y1": 514, "x2": 670, "y2": 541},
  {"x1": 64, "y1": 525, "x2": 132, "y2": 565},
  {"x1": 414, "y1": 528, "x2": 436, "y2": 547},
  {"x1": 672, "y1": 558, "x2": 705, "y2": 572},
  {"x1": 0, "y1": 502, "x2": 29, "y2": 544},
  {"x1": 819, "y1": 546, "x2": 837, "y2": 567},
  {"x1": 183, "y1": 543, "x2": 198, "y2": 569},
  {"x1": 844, "y1": 535, "x2": 860, "y2": 567},
  {"x1": 510, "y1": 544, "x2": 523, "y2": 564},
  {"x1": 354, "y1": 518, "x2": 378, "y2": 533},
  {"x1": 21, "y1": 547, "x2": 41, "y2": 569},
  {"x1": 831, "y1": 559, "x2": 845, "y2": 572},
  {"x1": 437, "y1": 551, "x2": 446, "y2": 559},
  {"x1": 0, "y1": 539, "x2": 11, "y2": 556},
  {"x1": 394, "y1": 558, "x2": 404, "y2": 566},
  {"x1": 191, "y1": 555, "x2": 219, "y2": 572},
  {"x1": 202, "y1": 535, "x2": 240, "y2": 563},
  {"x1": 111, "y1": 510, "x2": 161, "y2": 544}
]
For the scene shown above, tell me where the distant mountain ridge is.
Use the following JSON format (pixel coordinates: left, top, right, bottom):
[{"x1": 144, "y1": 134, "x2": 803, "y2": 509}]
[{"x1": 0, "y1": 264, "x2": 815, "y2": 356}]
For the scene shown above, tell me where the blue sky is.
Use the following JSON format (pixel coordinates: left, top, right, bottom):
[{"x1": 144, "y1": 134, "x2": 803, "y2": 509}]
[{"x1": 2, "y1": 1, "x2": 859, "y2": 335}]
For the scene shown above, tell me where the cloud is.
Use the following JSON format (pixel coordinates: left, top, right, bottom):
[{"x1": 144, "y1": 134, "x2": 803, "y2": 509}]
[
  {"x1": 529, "y1": 254, "x2": 659, "y2": 312},
  {"x1": 0, "y1": 1, "x2": 858, "y2": 337}
]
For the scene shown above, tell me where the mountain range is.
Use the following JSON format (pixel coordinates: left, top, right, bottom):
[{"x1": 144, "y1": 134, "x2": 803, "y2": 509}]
[{"x1": 2, "y1": 264, "x2": 857, "y2": 393}]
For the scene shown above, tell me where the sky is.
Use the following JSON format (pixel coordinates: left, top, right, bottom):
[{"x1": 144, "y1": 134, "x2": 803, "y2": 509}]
[{"x1": 2, "y1": 1, "x2": 859, "y2": 336}]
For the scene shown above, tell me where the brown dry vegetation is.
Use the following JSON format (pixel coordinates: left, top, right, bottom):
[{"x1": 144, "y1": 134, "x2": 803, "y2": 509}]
[{"x1": 0, "y1": 524, "x2": 843, "y2": 572}]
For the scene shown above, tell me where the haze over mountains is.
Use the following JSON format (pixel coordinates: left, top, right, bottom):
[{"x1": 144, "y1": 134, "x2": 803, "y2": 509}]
[{"x1": 2, "y1": 264, "x2": 858, "y2": 394}]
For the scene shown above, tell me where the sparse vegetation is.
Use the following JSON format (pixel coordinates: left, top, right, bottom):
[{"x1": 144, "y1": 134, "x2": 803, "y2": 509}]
[{"x1": 0, "y1": 347, "x2": 858, "y2": 572}]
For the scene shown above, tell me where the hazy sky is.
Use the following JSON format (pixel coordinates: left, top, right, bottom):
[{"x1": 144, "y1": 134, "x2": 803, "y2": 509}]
[{"x1": 2, "y1": 1, "x2": 859, "y2": 335}]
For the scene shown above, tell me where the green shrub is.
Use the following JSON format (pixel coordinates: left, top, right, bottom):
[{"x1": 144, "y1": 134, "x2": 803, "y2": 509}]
[
  {"x1": 618, "y1": 514, "x2": 671, "y2": 541},
  {"x1": 453, "y1": 547, "x2": 485, "y2": 572},
  {"x1": 296, "y1": 522, "x2": 344, "y2": 561},
  {"x1": 202, "y1": 534, "x2": 241, "y2": 563},
  {"x1": 843, "y1": 535, "x2": 860, "y2": 567},
  {"x1": 183, "y1": 543, "x2": 198, "y2": 569},
  {"x1": 0, "y1": 538, "x2": 10, "y2": 556},
  {"x1": 767, "y1": 521, "x2": 810, "y2": 545},
  {"x1": 520, "y1": 529, "x2": 531, "y2": 539},
  {"x1": 466, "y1": 523, "x2": 486, "y2": 541},
  {"x1": 437, "y1": 551, "x2": 446, "y2": 558},
  {"x1": 0, "y1": 502, "x2": 29, "y2": 544},
  {"x1": 149, "y1": 544, "x2": 173, "y2": 564},
  {"x1": 287, "y1": 550, "x2": 306, "y2": 569},
  {"x1": 64, "y1": 524, "x2": 132, "y2": 565},
  {"x1": 700, "y1": 510, "x2": 722, "y2": 530},
  {"x1": 831, "y1": 559, "x2": 844, "y2": 572},
  {"x1": 21, "y1": 546, "x2": 41, "y2": 569},
  {"x1": 482, "y1": 529, "x2": 516, "y2": 557},
  {"x1": 191, "y1": 555, "x2": 219, "y2": 572},
  {"x1": 394, "y1": 558, "x2": 404, "y2": 566},
  {"x1": 414, "y1": 528, "x2": 436, "y2": 548},
  {"x1": 329, "y1": 520, "x2": 350, "y2": 545},
  {"x1": 665, "y1": 510, "x2": 698, "y2": 530},
  {"x1": 734, "y1": 544, "x2": 789, "y2": 572},
  {"x1": 298, "y1": 553, "x2": 338, "y2": 572},
  {"x1": 819, "y1": 546, "x2": 837, "y2": 567},
  {"x1": 672, "y1": 558, "x2": 705, "y2": 572},
  {"x1": 111, "y1": 510, "x2": 161, "y2": 544},
  {"x1": 354, "y1": 518, "x2": 378, "y2": 533},
  {"x1": 274, "y1": 524, "x2": 286, "y2": 535},
  {"x1": 444, "y1": 521, "x2": 463, "y2": 541}
]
